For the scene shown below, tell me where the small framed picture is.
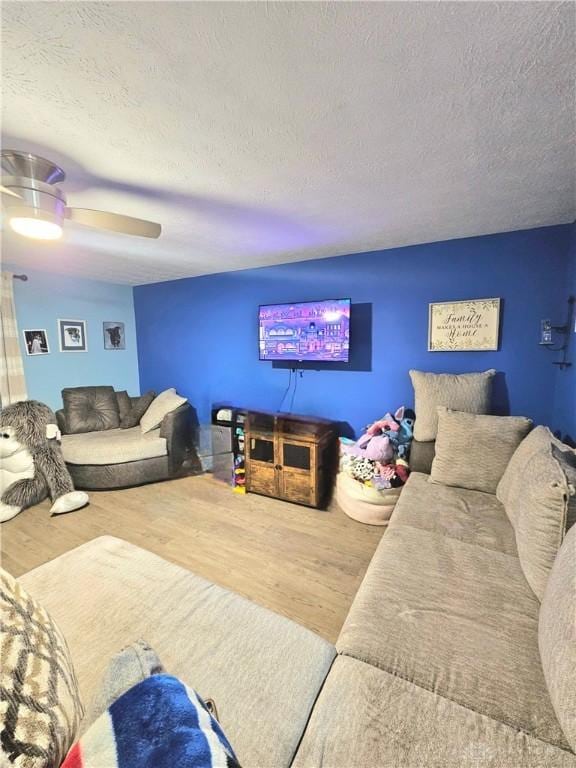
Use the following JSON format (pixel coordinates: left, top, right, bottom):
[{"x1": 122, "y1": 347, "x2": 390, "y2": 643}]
[
  {"x1": 103, "y1": 321, "x2": 126, "y2": 350},
  {"x1": 23, "y1": 329, "x2": 50, "y2": 355},
  {"x1": 58, "y1": 319, "x2": 87, "y2": 352}
]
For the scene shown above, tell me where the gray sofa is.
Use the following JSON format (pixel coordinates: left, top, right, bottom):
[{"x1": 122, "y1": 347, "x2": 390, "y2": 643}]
[
  {"x1": 17, "y1": 427, "x2": 576, "y2": 767},
  {"x1": 56, "y1": 388, "x2": 196, "y2": 490}
]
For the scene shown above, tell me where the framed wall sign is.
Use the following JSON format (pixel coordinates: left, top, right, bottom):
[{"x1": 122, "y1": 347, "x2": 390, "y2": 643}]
[
  {"x1": 58, "y1": 319, "x2": 87, "y2": 352},
  {"x1": 428, "y1": 298, "x2": 500, "y2": 352}
]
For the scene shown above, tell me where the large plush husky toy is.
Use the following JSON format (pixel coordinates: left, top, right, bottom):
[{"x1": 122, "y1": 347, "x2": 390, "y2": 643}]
[{"x1": 0, "y1": 400, "x2": 88, "y2": 523}]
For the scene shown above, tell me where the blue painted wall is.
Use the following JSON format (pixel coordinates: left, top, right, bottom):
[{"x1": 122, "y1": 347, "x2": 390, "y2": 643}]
[
  {"x1": 7, "y1": 265, "x2": 140, "y2": 411},
  {"x1": 134, "y1": 225, "x2": 572, "y2": 435},
  {"x1": 552, "y1": 222, "x2": 576, "y2": 444}
]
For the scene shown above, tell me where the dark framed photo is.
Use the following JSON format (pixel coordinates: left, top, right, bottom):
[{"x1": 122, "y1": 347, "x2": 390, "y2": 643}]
[
  {"x1": 58, "y1": 319, "x2": 87, "y2": 352},
  {"x1": 103, "y1": 321, "x2": 126, "y2": 350},
  {"x1": 23, "y1": 329, "x2": 50, "y2": 355}
]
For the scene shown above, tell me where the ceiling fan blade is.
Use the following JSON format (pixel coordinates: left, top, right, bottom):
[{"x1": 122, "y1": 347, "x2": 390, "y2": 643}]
[
  {"x1": 65, "y1": 207, "x2": 161, "y2": 238},
  {"x1": 0, "y1": 184, "x2": 22, "y2": 198}
]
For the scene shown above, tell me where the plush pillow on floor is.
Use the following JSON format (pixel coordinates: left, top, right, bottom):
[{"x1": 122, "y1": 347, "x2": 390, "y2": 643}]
[
  {"x1": 120, "y1": 391, "x2": 155, "y2": 429},
  {"x1": 409, "y1": 369, "x2": 495, "y2": 441},
  {"x1": 62, "y1": 675, "x2": 239, "y2": 768},
  {"x1": 430, "y1": 408, "x2": 532, "y2": 494},
  {"x1": 0, "y1": 569, "x2": 83, "y2": 768},
  {"x1": 140, "y1": 388, "x2": 187, "y2": 434},
  {"x1": 539, "y1": 523, "x2": 576, "y2": 751},
  {"x1": 504, "y1": 441, "x2": 576, "y2": 600},
  {"x1": 62, "y1": 386, "x2": 120, "y2": 434}
]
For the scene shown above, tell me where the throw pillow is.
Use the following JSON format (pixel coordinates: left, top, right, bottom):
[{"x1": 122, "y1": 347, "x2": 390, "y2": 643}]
[
  {"x1": 119, "y1": 391, "x2": 156, "y2": 429},
  {"x1": 539, "y1": 524, "x2": 576, "y2": 751},
  {"x1": 86, "y1": 640, "x2": 165, "y2": 725},
  {"x1": 409, "y1": 369, "x2": 496, "y2": 441},
  {"x1": 115, "y1": 390, "x2": 132, "y2": 423},
  {"x1": 510, "y1": 443, "x2": 576, "y2": 600},
  {"x1": 0, "y1": 569, "x2": 83, "y2": 768},
  {"x1": 497, "y1": 426, "x2": 576, "y2": 529},
  {"x1": 62, "y1": 386, "x2": 120, "y2": 434},
  {"x1": 140, "y1": 388, "x2": 187, "y2": 434},
  {"x1": 62, "y1": 675, "x2": 239, "y2": 768},
  {"x1": 430, "y1": 407, "x2": 532, "y2": 494}
]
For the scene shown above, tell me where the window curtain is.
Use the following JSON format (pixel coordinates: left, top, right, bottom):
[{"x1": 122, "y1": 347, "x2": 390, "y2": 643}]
[{"x1": 0, "y1": 272, "x2": 27, "y2": 405}]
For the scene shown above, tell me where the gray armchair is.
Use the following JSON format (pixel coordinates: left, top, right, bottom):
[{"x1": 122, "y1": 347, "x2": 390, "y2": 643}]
[{"x1": 56, "y1": 388, "x2": 199, "y2": 490}]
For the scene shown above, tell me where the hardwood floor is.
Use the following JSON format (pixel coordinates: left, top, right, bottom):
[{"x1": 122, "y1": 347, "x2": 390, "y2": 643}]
[{"x1": 0, "y1": 475, "x2": 384, "y2": 643}]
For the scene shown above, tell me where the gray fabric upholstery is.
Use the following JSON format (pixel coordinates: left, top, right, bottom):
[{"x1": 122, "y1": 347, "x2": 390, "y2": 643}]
[
  {"x1": 430, "y1": 407, "x2": 532, "y2": 494},
  {"x1": 409, "y1": 439, "x2": 435, "y2": 474},
  {"x1": 496, "y1": 426, "x2": 576, "y2": 527},
  {"x1": 56, "y1": 408, "x2": 66, "y2": 434},
  {"x1": 62, "y1": 386, "x2": 120, "y2": 434},
  {"x1": 120, "y1": 391, "x2": 155, "y2": 429},
  {"x1": 115, "y1": 390, "x2": 132, "y2": 423},
  {"x1": 140, "y1": 388, "x2": 187, "y2": 433},
  {"x1": 20, "y1": 536, "x2": 336, "y2": 768},
  {"x1": 293, "y1": 656, "x2": 576, "y2": 768},
  {"x1": 337, "y1": 524, "x2": 567, "y2": 747},
  {"x1": 389, "y1": 472, "x2": 518, "y2": 555},
  {"x1": 61, "y1": 427, "x2": 167, "y2": 465},
  {"x1": 86, "y1": 640, "x2": 164, "y2": 726},
  {"x1": 508, "y1": 442, "x2": 575, "y2": 601},
  {"x1": 159, "y1": 402, "x2": 193, "y2": 473},
  {"x1": 409, "y1": 369, "x2": 495, "y2": 441},
  {"x1": 539, "y1": 524, "x2": 576, "y2": 752},
  {"x1": 67, "y1": 456, "x2": 170, "y2": 490}
]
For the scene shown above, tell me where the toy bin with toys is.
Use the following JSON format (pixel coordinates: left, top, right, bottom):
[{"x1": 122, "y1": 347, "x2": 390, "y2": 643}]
[{"x1": 336, "y1": 407, "x2": 415, "y2": 525}]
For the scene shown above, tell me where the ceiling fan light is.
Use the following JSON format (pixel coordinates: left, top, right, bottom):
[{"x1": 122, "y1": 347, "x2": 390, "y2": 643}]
[{"x1": 8, "y1": 208, "x2": 63, "y2": 240}]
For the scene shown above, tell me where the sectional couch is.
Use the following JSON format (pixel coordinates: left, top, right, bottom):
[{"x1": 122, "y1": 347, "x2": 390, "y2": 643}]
[{"x1": 17, "y1": 425, "x2": 576, "y2": 767}]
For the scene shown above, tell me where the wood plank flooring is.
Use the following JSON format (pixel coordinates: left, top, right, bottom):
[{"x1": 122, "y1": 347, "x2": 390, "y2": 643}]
[{"x1": 0, "y1": 475, "x2": 384, "y2": 643}]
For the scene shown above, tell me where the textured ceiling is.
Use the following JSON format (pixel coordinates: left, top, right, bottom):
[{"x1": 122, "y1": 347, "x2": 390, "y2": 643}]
[{"x1": 1, "y1": 1, "x2": 574, "y2": 285}]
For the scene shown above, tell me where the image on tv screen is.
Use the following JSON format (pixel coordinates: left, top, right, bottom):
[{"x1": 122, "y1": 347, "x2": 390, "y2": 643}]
[{"x1": 259, "y1": 299, "x2": 350, "y2": 362}]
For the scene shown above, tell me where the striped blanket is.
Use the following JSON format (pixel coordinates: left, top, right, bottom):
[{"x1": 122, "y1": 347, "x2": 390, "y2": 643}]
[{"x1": 62, "y1": 675, "x2": 239, "y2": 768}]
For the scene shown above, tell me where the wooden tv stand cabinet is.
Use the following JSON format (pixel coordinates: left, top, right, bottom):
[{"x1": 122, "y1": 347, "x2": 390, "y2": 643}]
[{"x1": 245, "y1": 411, "x2": 337, "y2": 508}]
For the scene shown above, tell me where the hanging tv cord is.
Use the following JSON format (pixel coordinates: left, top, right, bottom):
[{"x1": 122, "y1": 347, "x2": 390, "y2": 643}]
[
  {"x1": 289, "y1": 369, "x2": 303, "y2": 412},
  {"x1": 277, "y1": 368, "x2": 294, "y2": 412}
]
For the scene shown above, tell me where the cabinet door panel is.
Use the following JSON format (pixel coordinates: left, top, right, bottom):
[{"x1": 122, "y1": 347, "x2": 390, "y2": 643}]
[
  {"x1": 247, "y1": 462, "x2": 277, "y2": 497},
  {"x1": 280, "y1": 469, "x2": 313, "y2": 505}
]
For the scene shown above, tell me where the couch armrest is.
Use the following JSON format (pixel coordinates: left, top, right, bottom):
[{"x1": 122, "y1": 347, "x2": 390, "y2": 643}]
[
  {"x1": 159, "y1": 402, "x2": 193, "y2": 471},
  {"x1": 56, "y1": 409, "x2": 67, "y2": 435}
]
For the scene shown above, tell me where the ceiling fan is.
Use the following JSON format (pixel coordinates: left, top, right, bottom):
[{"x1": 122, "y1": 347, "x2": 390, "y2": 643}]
[{"x1": 0, "y1": 150, "x2": 161, "y2": 240}]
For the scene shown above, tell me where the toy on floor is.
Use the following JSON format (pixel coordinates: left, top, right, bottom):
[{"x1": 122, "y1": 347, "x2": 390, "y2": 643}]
[{"x1": 0, "y1": 400, "x2": 89, "y2": 523}]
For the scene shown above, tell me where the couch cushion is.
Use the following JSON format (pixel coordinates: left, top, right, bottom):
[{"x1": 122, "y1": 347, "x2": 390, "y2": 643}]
[
  {"x1": 293, "y1": 656, "x2": 576, "y2": 768},
  {"x1": 539, "y1": 524, "x2": 576, "y2": 752},
  {"x1": 337, "y1": 525, "x2": 567, "y2": 747},
  {"x1": 19, "y1": 537, "x2": 336, "y2": 768},
  {"x1": 409, "y1": 439, "x2": 435, "y2": 474},
  {"x1": 62, "y1": 386, "x2": 120, "y2": 434},
  {"x1": 140, "y1": 388, "x2": 187, "y2": 434},
  {"x1": 497, "y1": 426, "x2": 575, "y2": 522},
  {"x1": 430, "y1": 408, "x2": 532, "y2": 494},
  {"x1": 509, "y1": 442, "x2": 576, "y2": 601},
  {"x1": 61, "y1": 427, "x2": 167, "y2": 465},
  {"x1": 120, "y1": 391, "x2": 156, "y2": 429},
  {"x1": 115, "y1": 390, "x2": 132, "y2": 422},
  {"x1": 390, "y1": 472, "x2": 518, "y2": 555},
  {"x1": 409, "y1": 369, "x2": 495, "y2": 441}
]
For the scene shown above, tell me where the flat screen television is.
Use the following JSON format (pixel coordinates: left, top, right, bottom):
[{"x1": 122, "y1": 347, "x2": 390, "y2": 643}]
[{"x1": 259, "y1": 298, "x2": 351, "y2": 362}]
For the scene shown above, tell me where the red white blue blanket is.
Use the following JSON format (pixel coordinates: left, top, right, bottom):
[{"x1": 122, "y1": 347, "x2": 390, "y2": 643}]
[{"x1": 62, "y1": 675, "x2": 239, "y2": 768}]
